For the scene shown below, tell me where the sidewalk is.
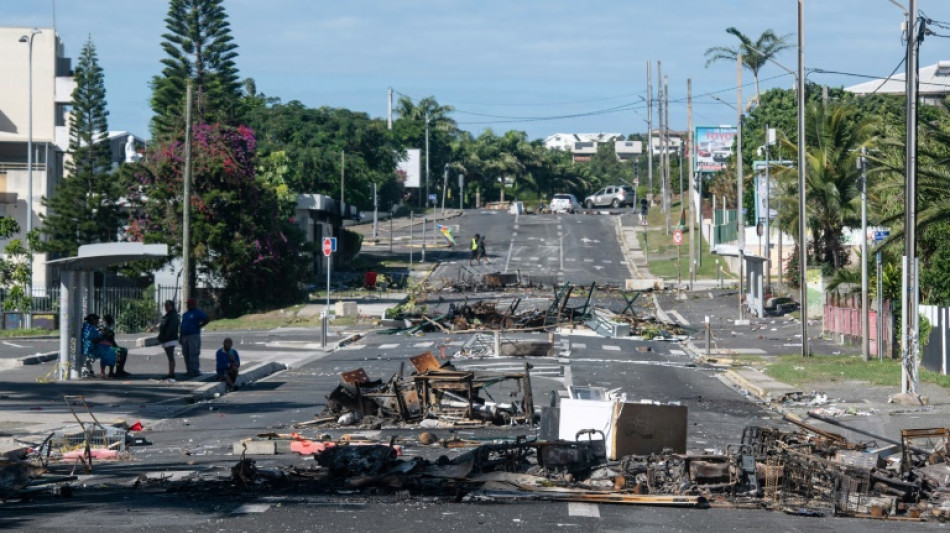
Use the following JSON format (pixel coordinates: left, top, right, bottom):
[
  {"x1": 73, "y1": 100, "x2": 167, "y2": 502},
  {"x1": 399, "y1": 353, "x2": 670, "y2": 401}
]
[{"x1": 0, "y1": 329, "x2": 349, "y2": 457}]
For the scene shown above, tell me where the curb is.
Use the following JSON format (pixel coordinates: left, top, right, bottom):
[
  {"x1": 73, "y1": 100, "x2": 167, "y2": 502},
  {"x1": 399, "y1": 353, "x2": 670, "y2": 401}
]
[
  {"x1": 721, "y1": 368, "x2": 802, "y2": 403},
  {"x1": 16, "y1": 350, "x2": 59, "y2": 366},
  {"x1": 190, "y1": 361, "x2": 287, "y2": 401}
]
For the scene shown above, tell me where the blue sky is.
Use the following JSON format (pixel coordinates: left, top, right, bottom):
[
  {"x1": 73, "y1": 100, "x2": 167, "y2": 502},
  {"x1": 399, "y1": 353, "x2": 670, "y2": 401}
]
[{"x1": 8, "y1": 1, "x2": 950, "y2": 140}]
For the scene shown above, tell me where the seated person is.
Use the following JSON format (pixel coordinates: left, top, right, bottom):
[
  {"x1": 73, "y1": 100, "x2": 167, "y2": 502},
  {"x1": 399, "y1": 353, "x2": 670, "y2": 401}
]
[
  {"x1": 81, "y1": 313, "x2": 103, "y2": 378},
  {"x1": 215, "y1": 337, "x2": 241, "y2": 390},
  {"x1": 100, "y1": 314, "x2": 130, "y2": 378}
]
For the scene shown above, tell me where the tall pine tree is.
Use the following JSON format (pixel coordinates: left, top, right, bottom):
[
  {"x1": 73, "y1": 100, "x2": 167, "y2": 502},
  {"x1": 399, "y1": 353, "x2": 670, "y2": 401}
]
[
  {"x1": 40, "y1": 37, "x2": 121, "y2": 258},
  {"x1": 150, "y1": 0, "x2": 243, "y2": 139}
]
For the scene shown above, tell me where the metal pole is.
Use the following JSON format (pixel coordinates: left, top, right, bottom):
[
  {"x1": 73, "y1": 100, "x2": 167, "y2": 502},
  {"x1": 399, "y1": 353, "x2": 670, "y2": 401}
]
[
  {"x1": 646, "y1": 62, "x2": 654, "y2": 204},
  {"x1": 387, "y1": 87, "x2": 393, "y2": 130},
  {"x1": 441, "y1": 164, "x2": 448, "y2": 215},
  {"x1": 459, "y1": 174, "x2": 464, "y2": 210},
  {"x1": 340, "y1": 150, "x2": 345, "y2": 216},
  {"x1": 389, "y1": 208, "x2": 393, "y2": 254},
  {"x1": 737, "y1": 53, "x2": 745, "y2": 321},
  {"x1": 24, "y1": 30, "x2": 40, "y2": 328},
  {"x1": 860, "y1": 147, "x2": 869, "y2": 361},
  {"x1": 422, "y1": 215, "x2": 426, "y2": 262},
  {"x1": 665, "y1": 74, "x2": 671, "y2": 231},
  {"x1": 797, "y1": 0, "x2": 809, "y2": 357},
  {"x1": 765, "y1": 125, "x2": 773, "y2": 292},
  {"x1": 182, "y1": 81, "x2": 194, "y2": 303},
  {"x1": 877, "y1": 251, "x2": 884, "y2": 361},
  {"x1": 688, "y1": 79, "x2": 696, "y2": 287},
  {"x1": 425, "y1": 112, "x2": 430, "y2": 208},
  {"x1": 409, "y1": 211, "x2": 414, "y2": 265},
  {"x1": 373, "y1": 182, "x2": 378, "y2": 240}
]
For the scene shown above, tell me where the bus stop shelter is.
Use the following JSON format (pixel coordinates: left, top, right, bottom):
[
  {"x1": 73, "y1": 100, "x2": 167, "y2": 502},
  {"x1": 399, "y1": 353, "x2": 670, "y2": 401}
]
[{"x1": 46, "y1": 243, "x2": 168, "y2": 381}]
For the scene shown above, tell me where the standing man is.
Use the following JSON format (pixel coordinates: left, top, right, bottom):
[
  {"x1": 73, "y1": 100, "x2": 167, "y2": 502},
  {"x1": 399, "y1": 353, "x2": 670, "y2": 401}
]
[
  {"x1": 180, "y1": 298, "x2": 210, "y2": 378},
  {"x1": 157, "y1": 300, "x2": 181, "y2": 380}
]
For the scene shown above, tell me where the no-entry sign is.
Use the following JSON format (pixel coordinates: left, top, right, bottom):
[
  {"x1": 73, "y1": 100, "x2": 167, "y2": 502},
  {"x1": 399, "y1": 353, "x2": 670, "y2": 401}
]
[{"x1": 672, "y1": 229, "x2": 683, "y2": 246}]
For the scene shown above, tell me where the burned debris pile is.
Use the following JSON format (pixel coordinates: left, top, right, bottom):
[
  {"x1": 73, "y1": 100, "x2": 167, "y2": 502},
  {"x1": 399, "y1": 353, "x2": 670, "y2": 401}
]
[{"x1": 319, "y1": 351, "x2": 536, "y2": 428}]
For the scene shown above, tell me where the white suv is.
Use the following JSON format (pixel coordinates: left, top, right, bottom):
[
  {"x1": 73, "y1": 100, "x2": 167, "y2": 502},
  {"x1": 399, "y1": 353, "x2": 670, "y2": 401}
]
[
  {"x1": 549, "y1": 193, "x2": 581, "y2": 214},
  {"x1": 584, "y1": 185, "x2": 635, "y2": 209}
]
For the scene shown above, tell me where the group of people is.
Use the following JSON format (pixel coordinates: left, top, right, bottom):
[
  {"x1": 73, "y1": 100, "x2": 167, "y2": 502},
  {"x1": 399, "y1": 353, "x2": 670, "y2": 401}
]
[
  {"x1": 82, "y1": 298, "x2": 239, "y2": 390},
  {"x1": 81, "y1": 313, "x2": 129, "y2": 379},
  {"x1": 469, "y1": 234, "x2": 488, "y2": 266}
]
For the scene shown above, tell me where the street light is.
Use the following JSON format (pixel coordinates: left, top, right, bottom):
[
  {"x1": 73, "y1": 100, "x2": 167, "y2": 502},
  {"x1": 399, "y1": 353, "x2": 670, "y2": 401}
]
[{"x1": 20, "y1": 28, "x2": 41, "y2": 328}]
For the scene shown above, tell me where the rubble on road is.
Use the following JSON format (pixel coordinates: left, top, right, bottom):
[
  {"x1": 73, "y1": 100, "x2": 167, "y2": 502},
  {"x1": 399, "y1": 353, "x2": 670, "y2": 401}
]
[{"x1": 314, "y1": 352, "x2": 537, "y2": 428}]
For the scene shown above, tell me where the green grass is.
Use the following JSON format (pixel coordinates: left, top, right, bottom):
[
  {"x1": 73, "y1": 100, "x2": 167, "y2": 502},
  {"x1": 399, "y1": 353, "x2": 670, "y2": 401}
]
[
  {"x1": 0, "y1": 328, "x2": 58, "y2": 338},
  {"x1": 732, "y1": 354, "x2": 950, "y2": 389}
]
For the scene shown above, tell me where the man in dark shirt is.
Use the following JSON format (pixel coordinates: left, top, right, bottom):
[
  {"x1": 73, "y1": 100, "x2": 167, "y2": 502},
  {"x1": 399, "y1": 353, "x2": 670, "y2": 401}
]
[{"x1": 180, "y1": 298, "x2": 210, "y2": 378}]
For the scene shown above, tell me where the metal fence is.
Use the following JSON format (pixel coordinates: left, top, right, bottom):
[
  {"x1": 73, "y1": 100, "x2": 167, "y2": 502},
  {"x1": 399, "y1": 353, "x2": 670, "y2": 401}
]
[{"x1": 0, "y1": 285, "x2": 163, "y2": 333}]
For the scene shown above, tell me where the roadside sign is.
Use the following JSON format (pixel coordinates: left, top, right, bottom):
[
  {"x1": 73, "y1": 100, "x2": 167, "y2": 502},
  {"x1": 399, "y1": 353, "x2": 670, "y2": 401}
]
[
  {"x1": 874, "y1": 230, "x2": 889, "y2": 242},
  {"x1": 322, "y1": 237, "x2": 333, "y2": 257},
  {"x1": 331, "y1": 237, "x2": 338, "y2": 252},
  {"x1": 672, "y1": 229, "x2": 683, "y2": 246}
]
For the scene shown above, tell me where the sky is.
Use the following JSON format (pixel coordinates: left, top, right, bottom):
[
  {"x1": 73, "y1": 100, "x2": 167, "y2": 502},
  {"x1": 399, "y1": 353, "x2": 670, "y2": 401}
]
[{"x1": 7, "y1": 0, "x2": 950, "y2": 141}]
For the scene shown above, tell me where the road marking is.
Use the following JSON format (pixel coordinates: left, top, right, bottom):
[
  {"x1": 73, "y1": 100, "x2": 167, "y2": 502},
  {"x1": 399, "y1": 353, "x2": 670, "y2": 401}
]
[
  {"x1": 504, "y1": 239, "x2": 515, "y2": 273},
  {"x1": 559, "y1": 219, "x2": 565, "y2": 276},
  {"x1": 572, "y1": 343, "x2": 587, "y2": 349},
  {"x1": 668, "y1": 310, "x2": 690, "y2": 325},
  {"x1": 565, "y1": 257, "x2": 577, "y2": 262},
  {"x1": 568, "y1": 502, "x2": 601, "y2": 518},
  {"x1": 584, "y1": 258, "x2": 594, "y2": 263},
  {"x1": 2, "y1": 341, "x2": 26, "y2": 348},
  {"x1": 529, "y1": 257, "x2": 539, "y2": 261},
  {"x1": 669, "y1": 349, "x2": 686, "y2": 356},
  {"x1": 413, "y1": 342, "x2": 434, "y2": 348},
  {"x1": 378, "y1": 343, "x2": 400, "y2": 350},
  {"x1": 602, "y1": 345, "x2": 621, "y2": 351},
  {"x1": 601, "y1": 260, "x2": 612, "y2": 264},
  {"x1": 512, "y1": 232, "x2": 517, "y2": 237}
]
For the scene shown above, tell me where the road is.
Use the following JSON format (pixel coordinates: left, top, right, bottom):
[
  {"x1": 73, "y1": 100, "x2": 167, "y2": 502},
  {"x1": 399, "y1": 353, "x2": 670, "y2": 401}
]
[{"x1": 427, "y1": 210, "x2": 634, "y2": 287}]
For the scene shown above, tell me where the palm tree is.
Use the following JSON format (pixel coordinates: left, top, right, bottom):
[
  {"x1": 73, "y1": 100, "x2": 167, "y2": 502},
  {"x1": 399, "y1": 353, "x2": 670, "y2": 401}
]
[
  {"x1": 705, "y1": 27, "x2": 792, "y2": 105},
  {"x1": 775, "y1": 101, "x2": 878, "y2": 270}
]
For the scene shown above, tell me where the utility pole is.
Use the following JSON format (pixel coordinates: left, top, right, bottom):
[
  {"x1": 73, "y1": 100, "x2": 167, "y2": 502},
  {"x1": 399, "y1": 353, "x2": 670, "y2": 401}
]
[
  {"x1": 646, "y1": 62, "x2": 654, "y2": 204},
  {"x1": 657, "y1": 61, "x2": 664, "y2": 213},
  {"x1": 765, "y1": 125, "x2": 774, "y2": 291},
  {"x1": 903, "y1": 0, "x2": 920, "y2": 395},
  {"x1": 797, "y1": 0, "x2": 809, "y2": 357},
  {"x1": 860, "y1": 147, "x2": 869, "y2": 362},
  {"x1": 459, "y1": 174, "x2": 464, "y2": 210},
  {"x1": 664, "y1": 74, "x2": 672, "y2": 234},
  {"x1": 737, "y1": 53, "x2": 745, "y2": 320},
  {"x1": 340, "y1": 150, "x2": 345, "y2": 217},
  {"x1": 387, "y1": 87, "x2": 393, "y2": 130},
  {"x1": 372, "y1": 182, "x2": 378, "y2": 240},
  {"x1": 425, "y1": 112, "x2": 430, "y2": 210},
  {"x1": 182, "y1": 81, "x2": 194, "y2": 304},
  {"x1": 688, "y1": 79, "x2": 696, "y2": 287},
  {"x1": 441, "y1": 164, "x2": 449, "y2": 215}
]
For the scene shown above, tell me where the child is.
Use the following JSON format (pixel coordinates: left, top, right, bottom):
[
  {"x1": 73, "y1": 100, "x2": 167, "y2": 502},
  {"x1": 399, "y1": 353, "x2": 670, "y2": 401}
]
[{"x1": 215, "y1": 337, "x2": 241, "y2": 391}]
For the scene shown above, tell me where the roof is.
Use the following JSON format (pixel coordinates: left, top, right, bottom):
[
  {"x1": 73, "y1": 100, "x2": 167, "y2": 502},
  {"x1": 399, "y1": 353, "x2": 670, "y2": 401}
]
[
  {"x1": 845, "y1": 61, "x2": 950, "y2": 96},
  {"x1": 46, "y1": 242, "x2": 168, "y2": 271}
]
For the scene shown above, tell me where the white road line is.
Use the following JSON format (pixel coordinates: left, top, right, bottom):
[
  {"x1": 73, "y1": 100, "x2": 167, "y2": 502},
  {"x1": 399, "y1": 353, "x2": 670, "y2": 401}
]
[
  {"x1": 669, "y1": 349, "x2": 686, "y2": 356},
  {"x1": 504, "y1": 239, "x2": 515, "y2": 273},
  {"x1": 413, "y1": 342, "x2": 434, "y2": 348},
  {"x1": 668, "y1": 310, "x2": 690, "y2": 325},
  {"x1": 559, "y1": 219, "x2": 565, "y2": 275},
  {"x1": 565, "y1": 257, "x2": 577, "y2": 262},
  {"x1": 602, "y1": 345, "x2": 621, "y2": 351},
  {"x1": 377, "y1": 343, "x2": 400, "y2": 350},
  {"x1": 568, "y1": 502, "x2": 601, "y2": 518},
  {"x1": 572, "y1": 343, "x2": 587, "y2": 349},
  {"x1": 601, "y1": 260, "x2": 612, "y2": 264},
  {"x1": 2, "y1": 341, "x2": 26, "y2": 348},
  {"x1": 584, "y1": 258, "x2": 594, "y2": 262},
  {"x1": 529, "y1": 257, "x2": 539, "y2": 261},
  {"x1": 232, "y1": 503, "x2": 271, "y2": 514}
]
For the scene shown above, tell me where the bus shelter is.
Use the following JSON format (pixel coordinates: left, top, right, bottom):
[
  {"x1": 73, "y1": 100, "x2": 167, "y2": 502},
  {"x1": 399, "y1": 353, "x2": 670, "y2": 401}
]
[{"x1": 46, "y1": 243, "x2": 168, "y2": 380}]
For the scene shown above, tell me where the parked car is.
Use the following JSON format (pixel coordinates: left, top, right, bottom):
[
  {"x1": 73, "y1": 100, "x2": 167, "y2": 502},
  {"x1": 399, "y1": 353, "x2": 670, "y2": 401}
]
[
  {"x1": 712, "y1": 148, "x2": 732, "y2": 162},
  {"x1": 697, "y1": 142, "x2": 711, "y2": 158},
  {"x1": 584, "y1": 185, "x2": 636, "y2": 209},
  {"x1": 549, "y1": 193, "x2": 581, "y2": 214}
]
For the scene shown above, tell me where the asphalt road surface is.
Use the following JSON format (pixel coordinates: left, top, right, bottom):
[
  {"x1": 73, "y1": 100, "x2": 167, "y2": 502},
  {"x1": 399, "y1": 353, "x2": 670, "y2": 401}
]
[{"x1": 428, "y1": 211, "x2": 634, "y2": 288}]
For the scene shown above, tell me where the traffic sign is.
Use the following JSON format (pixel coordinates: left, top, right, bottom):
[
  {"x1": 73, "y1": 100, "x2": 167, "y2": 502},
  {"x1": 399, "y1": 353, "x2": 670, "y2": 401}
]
[
  {"x1": 672, "y1": 229, "x2": 683, "y2": 246},
  {"x1": 322, "y1": 237, "x2": 333, "y2": 257},
  {"x1": 873, "y1": 230, "x2": 889, "y2": 242}
]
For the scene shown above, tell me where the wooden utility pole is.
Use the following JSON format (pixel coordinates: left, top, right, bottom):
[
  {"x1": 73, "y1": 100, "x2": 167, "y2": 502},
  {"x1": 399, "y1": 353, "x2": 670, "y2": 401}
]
[
  {"x1": 664, "y1": 74, "x2": 672, "y2": 234},
  {"x1": 646, "y1": 62, "x2": 654, "y2": 204}
]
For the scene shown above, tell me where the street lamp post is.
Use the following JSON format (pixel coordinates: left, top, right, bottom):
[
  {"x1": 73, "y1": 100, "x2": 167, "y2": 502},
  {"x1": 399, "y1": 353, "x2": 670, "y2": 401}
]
[
  {"x1": 19, "y1": 28, "x2": 41, "y2": 328},
  {"x1": 797, "y1": 0, "x2": 809, "y2": 357}
]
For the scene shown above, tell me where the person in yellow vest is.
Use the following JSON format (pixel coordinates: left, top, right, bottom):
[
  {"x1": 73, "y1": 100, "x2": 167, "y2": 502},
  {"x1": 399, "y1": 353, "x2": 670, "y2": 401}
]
[{"x1": 470, "y1": 233, "x2": 480, "y2": 266}]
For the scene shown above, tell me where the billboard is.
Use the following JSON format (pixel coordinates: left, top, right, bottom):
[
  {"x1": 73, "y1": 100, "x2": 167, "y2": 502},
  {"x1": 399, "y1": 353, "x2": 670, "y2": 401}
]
[
  {"x1": 397, "y1": 148, "x2": 422, "y2": 188},
  {"x1": 694, "y1": 126, "x2": 737, "y2": 173}
]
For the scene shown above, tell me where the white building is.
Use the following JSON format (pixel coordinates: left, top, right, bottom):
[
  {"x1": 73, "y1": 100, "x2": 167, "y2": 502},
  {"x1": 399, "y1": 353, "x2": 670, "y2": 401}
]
[
  {"x1": 845, "y1": 61, "x2": 950, "y2": 105},
  {"x1": 0, "y1": 27, "x2": 74, "y2": 289}
]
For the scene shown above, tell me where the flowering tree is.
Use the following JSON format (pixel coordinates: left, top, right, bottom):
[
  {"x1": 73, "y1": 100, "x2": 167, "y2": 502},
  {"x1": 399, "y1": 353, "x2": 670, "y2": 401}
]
[{"x1": 127, "y1": 123, "x2": 306, "y2": 314}]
